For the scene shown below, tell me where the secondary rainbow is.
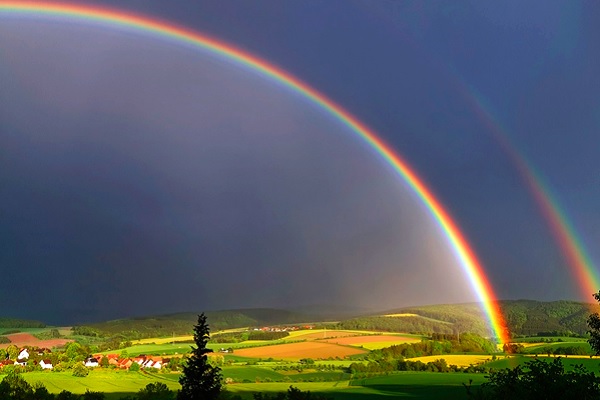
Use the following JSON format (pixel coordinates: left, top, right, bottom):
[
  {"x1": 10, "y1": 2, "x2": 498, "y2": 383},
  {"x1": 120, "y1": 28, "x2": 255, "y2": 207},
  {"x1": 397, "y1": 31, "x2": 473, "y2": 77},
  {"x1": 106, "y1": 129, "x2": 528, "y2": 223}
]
[
  {"x1": 461, "y1": 88, "x2": 600, "y2": 301},
  {"x1": 0, "y1": 1, "x2": 510, "y2": 342}
]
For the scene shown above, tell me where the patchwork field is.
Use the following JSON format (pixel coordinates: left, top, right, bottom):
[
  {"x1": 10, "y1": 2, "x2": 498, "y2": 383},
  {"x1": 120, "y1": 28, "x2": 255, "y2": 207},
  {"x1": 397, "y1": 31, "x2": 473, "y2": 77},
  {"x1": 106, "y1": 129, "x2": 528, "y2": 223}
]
[
  {"x1": 233, "y1": 341, "x2": 367, "y2": 360},
  {"x1": 0, "y1": 332, "x2": 72, "y2": 349},
  {"x1": 319, "y1": 334, "x2": 421, "y2": 350}
]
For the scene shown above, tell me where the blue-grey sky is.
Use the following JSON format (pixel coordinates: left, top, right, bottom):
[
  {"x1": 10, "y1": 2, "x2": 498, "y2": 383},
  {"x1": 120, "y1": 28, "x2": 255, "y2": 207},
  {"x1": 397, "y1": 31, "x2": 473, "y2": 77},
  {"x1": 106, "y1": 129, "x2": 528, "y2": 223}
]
[{"x1": 1, "y1": 1, "x2": 599, "y2": 324}]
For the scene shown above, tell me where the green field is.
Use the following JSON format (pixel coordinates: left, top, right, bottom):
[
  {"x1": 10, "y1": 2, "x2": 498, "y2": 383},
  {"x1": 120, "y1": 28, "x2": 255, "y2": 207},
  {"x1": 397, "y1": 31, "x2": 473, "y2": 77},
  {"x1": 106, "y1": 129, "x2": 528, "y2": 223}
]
[
  {"x1": 1, "y1": 368, "x2": 488, "y2": 399},
  {"x1": 522, "y1": 341, "x2": 592, "y2": 354},
  {"x1": 484, "y1": 355, "x2": 600, "y2": 372},
  {"x1": 225, "y1": 372, "x2": 485, "y2": 399},
  {"x1": 1, "y1": 370, "x2": 180, "y2": 400}
]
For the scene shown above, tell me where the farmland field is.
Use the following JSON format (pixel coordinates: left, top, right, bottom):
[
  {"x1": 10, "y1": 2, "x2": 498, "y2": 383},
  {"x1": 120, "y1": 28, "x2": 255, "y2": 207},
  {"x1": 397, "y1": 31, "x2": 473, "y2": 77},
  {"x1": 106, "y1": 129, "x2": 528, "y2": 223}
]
[
  {"x1": 0, "y1": 332, "x2": 72, "y2": 349},
  {"x1": 1, "y1": 327, "x2": 556, "y2": 399},
  {"x1": 233, "y1": 341, "x2": 367, "y2": 360},
  {"x1": 10, "y1": 370, "x2": 180, "y2": 397},
  {"x1": 319, "y1": 334, "x2": 421, "y2": 350},
  {"x1": 226, "y1": 372, "x2": 486, "y2": 399}
]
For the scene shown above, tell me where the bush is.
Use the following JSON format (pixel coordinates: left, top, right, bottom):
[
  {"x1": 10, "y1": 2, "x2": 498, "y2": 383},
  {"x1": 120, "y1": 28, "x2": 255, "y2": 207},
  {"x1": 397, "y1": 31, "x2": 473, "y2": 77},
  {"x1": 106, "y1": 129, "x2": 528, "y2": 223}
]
[
  {"x1": 137, "y1": 382, "x2": 174, "y2": 400},
  {"x1": 72, "y1": 363, "x2": 89, "y2": 377}
]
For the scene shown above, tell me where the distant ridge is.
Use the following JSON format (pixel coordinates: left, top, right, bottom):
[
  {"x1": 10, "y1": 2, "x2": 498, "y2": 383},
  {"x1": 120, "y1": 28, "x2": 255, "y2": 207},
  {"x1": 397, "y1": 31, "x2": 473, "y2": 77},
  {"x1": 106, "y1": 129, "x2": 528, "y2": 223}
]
[
  {"x1": 7, "y1": 300, "x2": 599, "y2": 339},
  {"x1": 72, "y1": 308, "x2": 318, "y2": 338},
  {"x1": 342, "y1": 300, "x2": 600, "y2": 337}
]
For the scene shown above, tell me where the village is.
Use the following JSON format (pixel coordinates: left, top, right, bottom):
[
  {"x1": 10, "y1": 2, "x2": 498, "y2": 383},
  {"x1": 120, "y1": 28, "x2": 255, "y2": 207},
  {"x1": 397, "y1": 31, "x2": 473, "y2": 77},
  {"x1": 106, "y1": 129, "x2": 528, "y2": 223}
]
[{"x1": 1, "y1": 346, "x2": 170, "y2": 371}]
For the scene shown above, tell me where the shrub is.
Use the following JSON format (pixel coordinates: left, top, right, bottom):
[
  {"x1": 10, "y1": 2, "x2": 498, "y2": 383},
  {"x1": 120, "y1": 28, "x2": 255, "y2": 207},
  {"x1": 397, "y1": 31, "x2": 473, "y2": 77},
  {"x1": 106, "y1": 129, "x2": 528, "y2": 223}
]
[{"x1": 72, "y1": 363, "x2": 89, "y2": 377}]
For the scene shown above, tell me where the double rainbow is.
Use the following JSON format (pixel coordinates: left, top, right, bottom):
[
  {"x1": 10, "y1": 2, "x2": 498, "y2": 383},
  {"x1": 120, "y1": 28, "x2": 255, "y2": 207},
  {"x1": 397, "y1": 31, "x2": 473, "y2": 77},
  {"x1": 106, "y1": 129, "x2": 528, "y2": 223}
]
[{"x1": 0, "y1": 2, "x2": 510, "y2": 342}]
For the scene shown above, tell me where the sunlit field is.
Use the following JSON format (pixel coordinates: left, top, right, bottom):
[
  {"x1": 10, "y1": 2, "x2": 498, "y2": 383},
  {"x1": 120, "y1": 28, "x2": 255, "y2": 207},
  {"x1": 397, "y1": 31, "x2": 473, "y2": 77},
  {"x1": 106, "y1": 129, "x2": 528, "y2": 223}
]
[
  {"x1": 411, "y1": 354, "x2": 492, "y2": 367},
  {"x1": 320, "y1": 335, "x2": 422, "y2": 350},
  {"x1": 16, "y1": 370, "x2": 180, "y2": 394},
  {"x1": 233, "y1": 341, "x2": 367, "y2": 360}
]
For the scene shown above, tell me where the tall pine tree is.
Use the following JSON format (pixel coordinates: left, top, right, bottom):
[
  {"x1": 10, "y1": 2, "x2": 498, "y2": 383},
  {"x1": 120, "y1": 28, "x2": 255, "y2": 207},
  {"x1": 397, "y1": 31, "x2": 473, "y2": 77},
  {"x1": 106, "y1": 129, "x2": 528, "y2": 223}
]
[{"x1": 178, "y1": 313, "x2": 222, "y2": 400}]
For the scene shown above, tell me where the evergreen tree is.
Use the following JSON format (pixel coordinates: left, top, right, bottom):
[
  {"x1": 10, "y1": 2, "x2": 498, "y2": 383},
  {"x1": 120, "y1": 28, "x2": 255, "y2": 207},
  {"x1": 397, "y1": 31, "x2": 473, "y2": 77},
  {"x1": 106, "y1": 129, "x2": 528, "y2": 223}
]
[
  {"x1": 587, "y1": 291, "x2": 600, "y2": 354},
  {"x1": 178, "y1": 313, "x2": 222, "y2": 400}
]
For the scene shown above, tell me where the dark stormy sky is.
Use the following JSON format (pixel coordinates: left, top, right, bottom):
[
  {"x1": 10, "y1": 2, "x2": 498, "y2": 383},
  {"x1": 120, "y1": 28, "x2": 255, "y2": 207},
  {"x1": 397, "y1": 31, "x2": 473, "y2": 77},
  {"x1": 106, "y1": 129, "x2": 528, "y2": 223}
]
[{"x1": 1, "y1": 1, "x2": 599, "y2": 324}]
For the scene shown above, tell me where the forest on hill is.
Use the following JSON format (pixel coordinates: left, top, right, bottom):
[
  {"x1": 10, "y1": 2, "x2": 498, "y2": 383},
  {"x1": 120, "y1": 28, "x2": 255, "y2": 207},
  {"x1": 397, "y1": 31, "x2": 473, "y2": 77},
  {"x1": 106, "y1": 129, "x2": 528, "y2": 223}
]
[
  {"x1": 0, "y1": 318, "x2": 46, "y2": 329},
  {"x1": 376, "y1": 300, "x2": 599, "y2": 337}
]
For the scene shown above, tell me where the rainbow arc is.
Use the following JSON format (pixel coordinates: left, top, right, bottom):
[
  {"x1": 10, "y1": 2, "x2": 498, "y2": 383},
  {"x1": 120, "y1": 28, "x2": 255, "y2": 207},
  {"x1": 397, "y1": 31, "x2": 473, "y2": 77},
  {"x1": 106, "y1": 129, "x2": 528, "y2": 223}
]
[{"x1": 0, "y1": 1, "x2": 510, "y2": 343}]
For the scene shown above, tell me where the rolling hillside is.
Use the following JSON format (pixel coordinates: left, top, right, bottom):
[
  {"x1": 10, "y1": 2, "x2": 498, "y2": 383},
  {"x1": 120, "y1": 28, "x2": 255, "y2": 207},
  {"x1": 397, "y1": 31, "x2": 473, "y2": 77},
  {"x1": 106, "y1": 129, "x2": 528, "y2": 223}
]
[
  {"x1": 71, "y1": 308, "x2": 317, "y2": 339},
  {"x1": 361, "y1": 300, "x2": 600, "y2": 337},
  {"x1": 6, "y1": 300, "x2": 599, "y2": 339}
]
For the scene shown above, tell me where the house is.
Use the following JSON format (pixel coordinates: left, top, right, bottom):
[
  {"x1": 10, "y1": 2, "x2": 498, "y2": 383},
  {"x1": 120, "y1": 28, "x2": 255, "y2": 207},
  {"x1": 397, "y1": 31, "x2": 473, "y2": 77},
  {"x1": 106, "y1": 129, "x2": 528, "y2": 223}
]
[
  {"x1": 118, "y1": 359, "x2": 133, "y2": 369},
  {"x1": 14, "y1": 359, "x2": 27, "y2": 366},
  {"x1": 40, "y1": 360, "x2": 53, "y2": 370},
  {"x1": 17, "y1": 349, "x2": 29, "y2": 360},
  {"x1": 84, "y1": 357, "x2": 99, "y2": 367},
  {"x1": 37, "y1": 348, "x2": 51, "y2": 356},
  {"x1": 133, "y1": 356, "x2": 146, "y2": 365}
]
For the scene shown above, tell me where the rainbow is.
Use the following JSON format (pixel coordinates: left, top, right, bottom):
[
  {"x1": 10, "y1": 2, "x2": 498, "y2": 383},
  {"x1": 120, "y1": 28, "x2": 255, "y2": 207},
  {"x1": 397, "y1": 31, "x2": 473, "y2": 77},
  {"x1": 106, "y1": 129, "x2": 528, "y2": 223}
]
[
  {"x1": 462, "y1": 88, "x2": 600, "y2": 302},
  {"x1": 0, "y1": 2, "x2": 510, "y2": 342}
]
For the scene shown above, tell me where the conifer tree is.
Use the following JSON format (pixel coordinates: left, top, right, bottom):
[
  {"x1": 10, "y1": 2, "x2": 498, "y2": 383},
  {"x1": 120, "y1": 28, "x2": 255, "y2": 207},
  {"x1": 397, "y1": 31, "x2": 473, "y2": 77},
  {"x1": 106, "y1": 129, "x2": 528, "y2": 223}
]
[
  {"x1": 588, "y1": 291, "x2": 600, "y2": 354},
  {"x1": 178, "y1": 313, "x2": 222, "y2": 400}
]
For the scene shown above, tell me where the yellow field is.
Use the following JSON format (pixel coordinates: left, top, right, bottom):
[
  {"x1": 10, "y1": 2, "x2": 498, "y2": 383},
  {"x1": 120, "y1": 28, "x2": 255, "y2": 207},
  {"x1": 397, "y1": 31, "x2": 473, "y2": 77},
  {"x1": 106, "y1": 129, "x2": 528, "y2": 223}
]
[
  {"x1": 133, "y1": 335, "x2": 194, "y2": 345},
  {"x1": 410, "y1": 354, "x2": 492, "y2": 367},
  {"x1": 234, "y1": 341, "x2": 367, "y2": 360},
  {"x1": 319, "y1": 335, "x2": 421, "y2": 350}
]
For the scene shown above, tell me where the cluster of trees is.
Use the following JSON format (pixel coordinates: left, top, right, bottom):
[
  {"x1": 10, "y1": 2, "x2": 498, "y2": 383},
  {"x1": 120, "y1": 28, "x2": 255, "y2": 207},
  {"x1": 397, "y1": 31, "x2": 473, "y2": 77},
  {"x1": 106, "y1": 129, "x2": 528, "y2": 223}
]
[
  {"x1": 0, "y1": 319, "x2": 46, "y2": 329},
  {"x1": 210, "y1": 330, "x2": 289, "y2": 343},
  {"x1": 252, "y1": 386, "x2": 331, "y2": 400},
  {"x1": 348, "y1": 357, "x2": 490, "y2": 376},
  {"x1": 537, "y1": 345, "x2": 589, "y2": 356}
]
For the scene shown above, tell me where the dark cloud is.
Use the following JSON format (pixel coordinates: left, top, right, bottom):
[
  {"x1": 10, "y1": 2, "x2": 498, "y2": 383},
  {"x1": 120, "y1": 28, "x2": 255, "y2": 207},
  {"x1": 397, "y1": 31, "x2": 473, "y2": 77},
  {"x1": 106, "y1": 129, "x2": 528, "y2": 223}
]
[{"x1": 1, "y1": 1, "x2": 599, "y2": 323}]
